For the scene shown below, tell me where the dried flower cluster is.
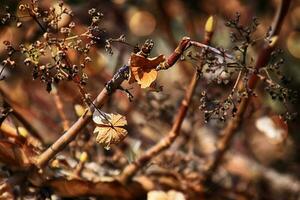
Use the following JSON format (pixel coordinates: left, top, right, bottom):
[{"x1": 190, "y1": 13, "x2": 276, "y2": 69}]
[
  {"x1": 1, "y1": 1, "x2": 104, "y2": 92},
  {"x1": 196, "y1": 13, "x2": 297, "y2": 122}
]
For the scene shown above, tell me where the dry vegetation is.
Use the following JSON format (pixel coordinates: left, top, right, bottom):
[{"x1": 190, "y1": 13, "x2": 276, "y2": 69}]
[{"x1": 0, "y1": 0, "x2": 299, "y2": 199}]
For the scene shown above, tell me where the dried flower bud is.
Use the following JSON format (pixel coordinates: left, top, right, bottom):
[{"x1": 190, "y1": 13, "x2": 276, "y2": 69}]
[
  {"x1": 58, "y1": 1, "x2": 64, "y2": 7},
  {"x1": 39, "y1": 48, "x2": 45, "y2": 55},
  {"x1": 69, "y1": 21, "x2": 75, "y2": 28},
  {"x1": 205, "y1": 16, "x2": 214, "y2": 33},
  {"x1": 60, "y1": 27, "x2": 71, "y2": 34},
  {"x1": 79, "y1": 152, "x2": 88, "y2": 162},
  {"x1": 16, "y1": 21, "x2": 22, "y2": 28},
  {"x1": 84, "y1": 56, "x2": 91, "y2": 63},
  {"x1": 3, "y1": 41, "x2": 10, "y2": 46},
  {"x1": 19, "y1": 4, "x2": 26, "y2": 11},
  {"x1": 17, "y1": 127, "x2": 29, "y2": 138},
  {"x1": 39, "y1": 65, "x2": 46, "y2": 70},
  {"x1": 43, "y1": 33, "x2": 49, "y2": 39},
  {"x1": 57, "y1": 51, "x2": 66, "y2": 58},
  {"x1": 88, "y1": 8, "x2": 96, "y2": 15},
  {"x1": 268, "y1": 36, "x2": 278, "y2": 47},
  {"x1": 24, "y1": 58, "x2": 32, "y2": 66}
]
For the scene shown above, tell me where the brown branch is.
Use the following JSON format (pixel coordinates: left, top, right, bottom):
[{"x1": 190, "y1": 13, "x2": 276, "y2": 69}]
[
  {"x1": 119, "y1": 18, "x2": 215, "y2": 184},
  {"x1": 203, "y1": 0, "x2": 292, "y2": 181},
  {"x1": 51, "y1": 88, "x2": 70, "y2": 131}
]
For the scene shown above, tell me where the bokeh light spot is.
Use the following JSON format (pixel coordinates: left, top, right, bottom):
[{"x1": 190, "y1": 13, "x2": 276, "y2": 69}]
[
  {"x1": 129, "y1": 11, "x2": 156, "y2": 36},
  {"x1": 287, "y1": 31, "x2": 300, "y2": 59}
]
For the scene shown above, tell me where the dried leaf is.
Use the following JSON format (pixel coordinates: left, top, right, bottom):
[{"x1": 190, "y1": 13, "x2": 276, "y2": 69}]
[
  {"x1": 16, "y1": 22, "x2": 22, "y2": 28},
  {"x1": 47, "y1": 178, "x2": 134, "y2": 198},
  {"x1": 93, "y1": 111, "x2": 127, "y2": 150},
  {"x1": 0, "y1": 140, "x2": 37, "y2": 169},
  {"x1": 129, "y1": 53, "x2": 165, "y2": 88}
]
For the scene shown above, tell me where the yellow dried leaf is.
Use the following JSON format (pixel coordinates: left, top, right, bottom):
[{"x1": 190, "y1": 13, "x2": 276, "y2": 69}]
[{"x1": 93, "y1": 113, "x2": 127, "y2": 150}]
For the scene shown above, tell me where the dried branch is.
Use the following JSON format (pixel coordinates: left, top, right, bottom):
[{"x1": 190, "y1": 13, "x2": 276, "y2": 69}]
[
  {"x1": 51, "y1": 87, "x2": 70, "y2": 131},
  {"x1": 203, "y1": 0, "x2": 292, "y2": 181},
  {"x1": 119, "y1": 17, "x2": 215, "y2": 184}
]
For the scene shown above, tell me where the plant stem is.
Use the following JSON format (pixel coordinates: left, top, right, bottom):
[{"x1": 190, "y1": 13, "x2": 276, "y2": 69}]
[{"x1": 52, "y1": 88, "x2": 70, "y2": 131}]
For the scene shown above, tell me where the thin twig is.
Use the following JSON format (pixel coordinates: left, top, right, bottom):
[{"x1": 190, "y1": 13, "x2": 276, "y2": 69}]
[
  {"x1": 27, "y1": 7, "x2": 46, "y2": 33},
  {"x1": 51, "y1": 88, "x2": 70, "y2": 131}
]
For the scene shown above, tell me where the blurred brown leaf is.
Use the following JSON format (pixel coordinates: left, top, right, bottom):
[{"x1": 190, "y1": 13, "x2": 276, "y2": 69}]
[{"x1": 0, "y1": 140, "x2": 37, "y2": 169}]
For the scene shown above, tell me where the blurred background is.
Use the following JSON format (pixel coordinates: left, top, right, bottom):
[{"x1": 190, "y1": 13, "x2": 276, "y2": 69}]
[{"x1": 0, "y1": 0, "x2": 300, "y2": 199}]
